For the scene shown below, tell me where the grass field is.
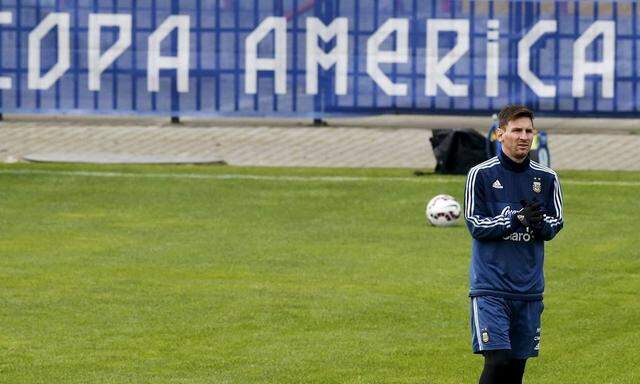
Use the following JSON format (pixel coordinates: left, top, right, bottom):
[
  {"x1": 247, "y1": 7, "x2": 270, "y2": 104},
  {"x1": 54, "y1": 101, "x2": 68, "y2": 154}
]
[{"x1": 0, "y1": 163, "x2": 638, "y2": 383}]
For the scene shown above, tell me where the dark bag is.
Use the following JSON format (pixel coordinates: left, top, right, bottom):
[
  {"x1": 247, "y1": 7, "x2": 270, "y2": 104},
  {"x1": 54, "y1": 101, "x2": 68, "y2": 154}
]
[{"x1": 429, "y1": 129, "x2": 489, "y2": 175}]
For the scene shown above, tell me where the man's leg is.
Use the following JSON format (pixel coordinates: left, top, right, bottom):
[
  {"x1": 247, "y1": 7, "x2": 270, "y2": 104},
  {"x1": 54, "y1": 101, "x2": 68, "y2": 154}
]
[
  {"x1": 508, "y1": 299, "x2": 543, "y2": 382},
  {"x1": 470, "y1": 297, "x2": 513, "y2": 384},
  {"x1": 506, "y1": 358, "x2": 527, "y2": 384},
  {"x1": 478, "y1": 350, "x2": 510, "y2": 384}
]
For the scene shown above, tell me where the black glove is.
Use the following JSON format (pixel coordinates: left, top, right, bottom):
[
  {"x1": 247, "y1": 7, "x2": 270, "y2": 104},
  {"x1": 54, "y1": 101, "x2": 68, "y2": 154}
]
[{"x1": 515, "y1": 200, "x2": 543, "y2": 228}]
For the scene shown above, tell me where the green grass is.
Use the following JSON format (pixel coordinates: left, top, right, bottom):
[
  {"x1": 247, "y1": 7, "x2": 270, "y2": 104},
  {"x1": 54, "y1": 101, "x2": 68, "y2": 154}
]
[{"x1": 0, "y1": 164, "x2": 638, "y2": 383}]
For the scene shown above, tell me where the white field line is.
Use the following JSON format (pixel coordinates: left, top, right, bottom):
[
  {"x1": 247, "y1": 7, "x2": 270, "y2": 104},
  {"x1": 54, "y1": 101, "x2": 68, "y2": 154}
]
[{"x1": 0, "y1": 169, "x2": 639, "y2": 187}]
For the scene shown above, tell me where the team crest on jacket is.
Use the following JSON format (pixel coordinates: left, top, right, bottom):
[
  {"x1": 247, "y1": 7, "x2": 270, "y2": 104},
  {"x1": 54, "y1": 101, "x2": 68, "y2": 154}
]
[
  {"x1": 481, "y1": 329, "x2": 490, "y2": 343},
  {"x1": 533, "y1": 178, "x2": 542, "y2": 193}
]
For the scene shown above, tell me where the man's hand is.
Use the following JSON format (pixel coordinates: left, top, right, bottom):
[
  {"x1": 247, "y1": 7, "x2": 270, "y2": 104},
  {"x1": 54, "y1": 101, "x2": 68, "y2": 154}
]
[{"x1": 515, "y1": 200, "x2": 543, "y2": 228}]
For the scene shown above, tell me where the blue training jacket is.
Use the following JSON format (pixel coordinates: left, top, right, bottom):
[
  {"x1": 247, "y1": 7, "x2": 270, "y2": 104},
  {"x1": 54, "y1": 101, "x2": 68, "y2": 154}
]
[{"x1": 464, "y1": 150, "x2": 564, "y2": 301}]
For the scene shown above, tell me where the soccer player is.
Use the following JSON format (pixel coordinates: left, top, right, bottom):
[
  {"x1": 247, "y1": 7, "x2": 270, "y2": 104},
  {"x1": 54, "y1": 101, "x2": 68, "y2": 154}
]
[{"x1": 464, "y1": 104, "x2": 564, "y2": 383}]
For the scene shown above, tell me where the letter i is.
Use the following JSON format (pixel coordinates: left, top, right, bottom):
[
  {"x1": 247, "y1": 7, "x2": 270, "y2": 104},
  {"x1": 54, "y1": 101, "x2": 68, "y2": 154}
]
[{"x1": 486, "y1": 19, "x2": 499, "y2": 97}]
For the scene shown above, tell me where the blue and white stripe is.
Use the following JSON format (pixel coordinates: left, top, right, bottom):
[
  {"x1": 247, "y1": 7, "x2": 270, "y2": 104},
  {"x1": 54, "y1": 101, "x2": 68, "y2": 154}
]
[
  {"x1": 472, "y1": 297, "x2": 484, "y2": 351},
  {"x1": 465, "y1": 158, "x2": 511, "y2": 229}
]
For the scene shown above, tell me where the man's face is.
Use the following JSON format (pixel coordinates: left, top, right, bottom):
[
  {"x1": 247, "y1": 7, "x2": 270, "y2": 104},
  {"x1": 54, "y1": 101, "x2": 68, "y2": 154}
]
[{"x1": 497, "y1": 116, "x2": 535, "y2": 161}]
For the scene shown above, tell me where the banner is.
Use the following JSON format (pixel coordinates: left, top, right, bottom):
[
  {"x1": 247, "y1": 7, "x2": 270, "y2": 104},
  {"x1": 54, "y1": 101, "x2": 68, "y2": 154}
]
[{"x1": 0, "y1": 1, "x2": 635, "y2": 116}]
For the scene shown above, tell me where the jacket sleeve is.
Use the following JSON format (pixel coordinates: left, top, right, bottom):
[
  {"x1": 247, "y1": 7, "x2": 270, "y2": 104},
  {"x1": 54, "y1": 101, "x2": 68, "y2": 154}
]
[
  {"x1": 464, "y1": 167, "x2": 518, "y2": 240},
  {"x1": 534, "y1": 174, "x2": 564, "y2": 241}
]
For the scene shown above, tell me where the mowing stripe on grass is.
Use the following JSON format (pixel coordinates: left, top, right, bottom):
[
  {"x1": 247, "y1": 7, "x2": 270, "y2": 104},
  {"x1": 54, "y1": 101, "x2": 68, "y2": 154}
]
[
  {"x1": 0, "y1": 169, "x2": 639, "y2": 187},
  {"x1": 0, "y1": 169, "x2": 458, "y2": 184}
]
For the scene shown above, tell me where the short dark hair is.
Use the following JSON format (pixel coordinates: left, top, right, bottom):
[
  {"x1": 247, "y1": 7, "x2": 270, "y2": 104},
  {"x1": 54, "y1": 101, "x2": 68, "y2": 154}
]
[{"x1": 498, "y1": 104, "x2": 534, "y2": 129}]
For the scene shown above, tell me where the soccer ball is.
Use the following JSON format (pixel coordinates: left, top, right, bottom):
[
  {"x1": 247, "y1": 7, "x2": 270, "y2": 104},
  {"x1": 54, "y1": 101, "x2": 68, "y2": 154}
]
[{"x1": 426, "y1": 194, "x2": 461, "y2": 227}]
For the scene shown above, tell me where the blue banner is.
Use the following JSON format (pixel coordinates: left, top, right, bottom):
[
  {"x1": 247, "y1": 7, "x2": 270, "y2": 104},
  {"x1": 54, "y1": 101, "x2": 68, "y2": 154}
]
[{"x1": 0, "y1": 1, "x2": 635, "y2": 117}]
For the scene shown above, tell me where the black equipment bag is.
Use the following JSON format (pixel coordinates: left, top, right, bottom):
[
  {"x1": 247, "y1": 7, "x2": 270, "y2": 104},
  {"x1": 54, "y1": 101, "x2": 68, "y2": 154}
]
[{"x1": 429, "y1": 129, "x2": 489, "y2": 175}]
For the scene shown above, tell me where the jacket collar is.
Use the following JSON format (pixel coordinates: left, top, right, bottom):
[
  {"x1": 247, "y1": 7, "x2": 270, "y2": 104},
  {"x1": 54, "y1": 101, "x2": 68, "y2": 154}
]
[{"x1": 498, "y1": 148, "x2": 530, "y2": 173}]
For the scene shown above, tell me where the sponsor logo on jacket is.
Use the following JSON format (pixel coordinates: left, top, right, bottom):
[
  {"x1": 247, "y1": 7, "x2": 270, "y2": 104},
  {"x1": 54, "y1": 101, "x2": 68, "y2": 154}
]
[{"x1": 503, "y1": 232, "x2": 532, "y2": 242}]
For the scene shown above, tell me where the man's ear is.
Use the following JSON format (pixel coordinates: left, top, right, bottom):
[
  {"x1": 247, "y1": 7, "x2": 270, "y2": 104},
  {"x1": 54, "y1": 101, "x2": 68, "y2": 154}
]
[{"x1": 496, "y1": 126, "x2": 505, "y2": 142}]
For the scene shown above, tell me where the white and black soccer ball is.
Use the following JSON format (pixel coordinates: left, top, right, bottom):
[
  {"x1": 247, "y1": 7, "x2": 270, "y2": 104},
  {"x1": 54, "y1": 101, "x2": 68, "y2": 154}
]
[{"x1": 426, "y1": 194, "x2": 461, "y2": 227}]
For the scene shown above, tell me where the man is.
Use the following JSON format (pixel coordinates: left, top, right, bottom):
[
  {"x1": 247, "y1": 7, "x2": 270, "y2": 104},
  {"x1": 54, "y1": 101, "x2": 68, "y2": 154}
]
[{"x1": 464, "y1": 104, "x2": 564, "y2": 383}]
